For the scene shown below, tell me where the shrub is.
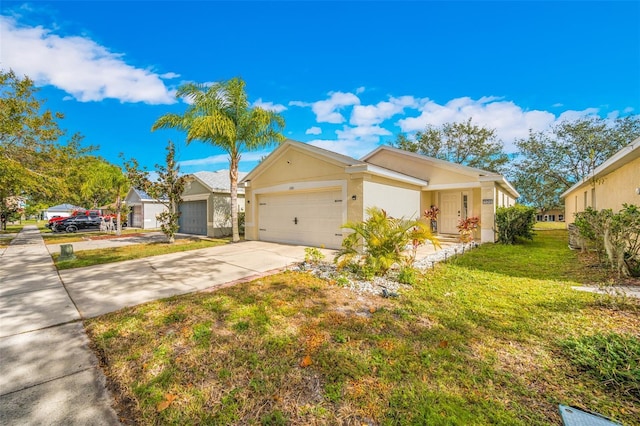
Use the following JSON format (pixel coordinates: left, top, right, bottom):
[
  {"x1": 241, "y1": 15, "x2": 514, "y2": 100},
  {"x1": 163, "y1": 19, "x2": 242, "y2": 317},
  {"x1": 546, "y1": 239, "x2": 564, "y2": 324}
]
[
  {"x1": 304, "y1": 247, "x2": 325, "y2": 265},
  {"x1": 457, "y1": 216, "x2": 479, "y2": 243},
  {"x1": 495, "y1": 205, "x2": 536, "y2": 244},
  {"x1": 335, "y1": 207, "x2": 440, "y2": 277},
  {"x1": 574, "y1": 204, "x2": 640, "y2": 277}
]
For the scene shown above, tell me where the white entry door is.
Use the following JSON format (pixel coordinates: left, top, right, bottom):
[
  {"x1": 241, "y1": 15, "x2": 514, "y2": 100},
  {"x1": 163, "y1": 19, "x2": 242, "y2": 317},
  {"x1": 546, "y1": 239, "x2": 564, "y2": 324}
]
[{"x1": 440, "y1": 192, "x2": 462, "y2": 234}]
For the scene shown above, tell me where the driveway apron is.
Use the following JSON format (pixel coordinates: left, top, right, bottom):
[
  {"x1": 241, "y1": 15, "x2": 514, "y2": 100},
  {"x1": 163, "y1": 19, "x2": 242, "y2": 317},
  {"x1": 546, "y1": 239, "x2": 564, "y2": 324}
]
[{"x1": 0, "y1": 226, "x2": 120, "y2": 425}]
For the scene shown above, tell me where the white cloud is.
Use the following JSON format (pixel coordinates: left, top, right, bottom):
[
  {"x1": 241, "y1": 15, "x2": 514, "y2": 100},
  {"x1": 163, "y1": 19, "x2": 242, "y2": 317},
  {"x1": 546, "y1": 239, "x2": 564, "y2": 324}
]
[
  {"x1": 350, "y1": 96, "x2": 418, "y2": 126},
  {"x1": 397, "y1": 96, "x2": 560, "y2": 152},
  {"x1": 552, "y1": 103, "x2": 564, "y2": 107},
  {"x1": 355, "y1": 86, "x2": 365, "y2": 94},
  {"x1": 305, "y1": 126, "x2": 322, "y2": 135},
  {"x1": 310, "y1": 91, "x2": 361, "y2": 123},
  {"x1": 252, "y1": 98, "x2": 287, "y2": 113},
  {"x1": 0, "y1": 15, "x2": 176, "y2": 104},
  {"x1": 624, "y1": 107, "x2": 634, "y2": 113}
]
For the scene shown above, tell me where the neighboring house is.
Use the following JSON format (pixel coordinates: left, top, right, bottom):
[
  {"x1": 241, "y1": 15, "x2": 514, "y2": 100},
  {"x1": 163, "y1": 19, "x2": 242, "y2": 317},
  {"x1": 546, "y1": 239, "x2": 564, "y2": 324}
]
[
  {"x1": 43, "y1": 203, "x2": 83, "y2": 220},
  {"x1": 180, "y1": 170, "x2": 247, "y2": 237},
  {"x1": 536, "y1": 208, "x2": 564, "y2": 222},
  {"x1": 241, "y1": 139, "x2": 519, "y2": 249},
  {"x1": 561, "y1": 137, "x2": 640, "y2": 225},
  {"x1": 124, "y1": 188, "x2": 168, "y2": 229}
]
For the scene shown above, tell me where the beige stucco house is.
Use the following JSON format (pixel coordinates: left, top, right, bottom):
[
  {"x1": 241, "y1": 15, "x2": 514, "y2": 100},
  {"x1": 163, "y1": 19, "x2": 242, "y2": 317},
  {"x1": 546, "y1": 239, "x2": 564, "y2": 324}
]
[
  {"x1": 241, "y1": 140, "x2": 519, "y2": 249},
  {"x1": 180, "y1": 170, "x2": 246, "y2": 237},
  {"x1": 561, "y1": 137, "x2": 640, "y2": 225}
]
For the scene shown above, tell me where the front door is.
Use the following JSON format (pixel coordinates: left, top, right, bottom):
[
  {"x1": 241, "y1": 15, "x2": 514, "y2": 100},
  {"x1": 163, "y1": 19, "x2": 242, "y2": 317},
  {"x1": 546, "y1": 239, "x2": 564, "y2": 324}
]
[{"x1": 440, "y1": 192, "x2": 462, "y2": 234}]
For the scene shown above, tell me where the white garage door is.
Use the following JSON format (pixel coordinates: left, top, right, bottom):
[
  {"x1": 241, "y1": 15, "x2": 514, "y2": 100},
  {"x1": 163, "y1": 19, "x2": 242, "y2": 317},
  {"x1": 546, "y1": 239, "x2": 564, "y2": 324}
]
[{"x1": 258, "y1": 190, "x2": 344, "y2": 249}]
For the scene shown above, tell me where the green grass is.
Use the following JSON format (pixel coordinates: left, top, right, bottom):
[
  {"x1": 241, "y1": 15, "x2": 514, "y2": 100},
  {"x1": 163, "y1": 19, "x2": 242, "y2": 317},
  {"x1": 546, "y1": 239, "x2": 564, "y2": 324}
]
[
  {"x1": 533, "y1": 221, "x2": 566, "y2": 230},
  {"x1": 85, "y1": 230, "x2": 639, "y2": 425},
  {"x1": 53, "y1": 238, "x2": 228, "y2": 269}
]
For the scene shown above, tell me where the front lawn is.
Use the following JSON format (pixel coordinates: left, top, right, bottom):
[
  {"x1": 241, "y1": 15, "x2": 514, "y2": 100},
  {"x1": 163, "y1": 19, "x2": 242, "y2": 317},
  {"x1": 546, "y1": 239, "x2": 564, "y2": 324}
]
[
  {"x1": 85, "y1": 230, "x2": 639, "y2": 425},
  {"x1": 53, "y1": 237, "x2": 229, "y2": 270}
]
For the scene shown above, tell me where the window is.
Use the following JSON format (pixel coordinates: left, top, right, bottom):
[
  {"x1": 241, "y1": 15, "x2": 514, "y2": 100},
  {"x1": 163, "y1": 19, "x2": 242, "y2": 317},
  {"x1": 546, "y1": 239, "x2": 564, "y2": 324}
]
[
  {"x1": 584, "y1": 191, "x2": 588, "y2": 210},
  {"x1": 591, "y1": 188, "x2": 596, "y2": 209},
  {"x1": 549, "y1": 214, "x2": 556, "y2": 222},
  {"x1": 559, "y1": 214, "x2": 564, "y2": 222},
  {"x1": 462, "y1": 194, "x2": 468, "y2": 219}
]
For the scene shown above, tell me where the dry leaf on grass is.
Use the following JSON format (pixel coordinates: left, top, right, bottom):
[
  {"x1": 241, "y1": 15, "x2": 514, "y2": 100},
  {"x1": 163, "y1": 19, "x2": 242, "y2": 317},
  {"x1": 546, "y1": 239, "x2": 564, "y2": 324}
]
[
  {"x1": 156, "y1": 394, "x2": 177, "y2": 412},
  {"x1": 300, "y1": 355, "x2": 313, "y2": 367}
]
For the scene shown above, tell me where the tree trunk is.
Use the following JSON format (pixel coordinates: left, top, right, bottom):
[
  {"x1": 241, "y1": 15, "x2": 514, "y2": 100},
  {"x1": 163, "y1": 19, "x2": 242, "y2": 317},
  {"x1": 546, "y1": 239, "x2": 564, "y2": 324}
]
[
  {"x1": 115, "y1": 192, "x2": 122, "y2": 236},
  {"x1": 229, "y1": 156, "x2": 240, "y2": 243}
]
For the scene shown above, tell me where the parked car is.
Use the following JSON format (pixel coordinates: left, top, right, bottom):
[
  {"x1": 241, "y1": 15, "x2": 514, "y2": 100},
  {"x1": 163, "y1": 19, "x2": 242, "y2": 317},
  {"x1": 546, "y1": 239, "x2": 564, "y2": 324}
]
[
  {"x1": 46, "y1": 209, "x2": 101, "y2": 229},
  {"x1": 53, "y1": 215, "x2": 103, "y2": 233}
]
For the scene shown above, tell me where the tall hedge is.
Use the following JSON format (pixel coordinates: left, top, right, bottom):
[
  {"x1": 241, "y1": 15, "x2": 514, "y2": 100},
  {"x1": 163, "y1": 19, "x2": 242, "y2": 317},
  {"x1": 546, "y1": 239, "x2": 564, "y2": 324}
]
[{"x1": 495, "y1": 205, "x2": 537, "y2": 244}]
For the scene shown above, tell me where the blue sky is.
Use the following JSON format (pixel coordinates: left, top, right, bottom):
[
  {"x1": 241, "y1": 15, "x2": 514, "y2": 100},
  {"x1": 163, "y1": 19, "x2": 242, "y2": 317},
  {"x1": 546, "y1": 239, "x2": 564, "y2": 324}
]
[{"x1": 2, "y1": 1, "x2": 639, "y2": 174}]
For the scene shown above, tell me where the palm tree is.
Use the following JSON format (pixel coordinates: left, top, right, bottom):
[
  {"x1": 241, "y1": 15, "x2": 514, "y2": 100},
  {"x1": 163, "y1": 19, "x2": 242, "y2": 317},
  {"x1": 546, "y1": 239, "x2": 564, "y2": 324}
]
[{"x1": 152, "y1": 77, "x2": 285, "y2": 242}]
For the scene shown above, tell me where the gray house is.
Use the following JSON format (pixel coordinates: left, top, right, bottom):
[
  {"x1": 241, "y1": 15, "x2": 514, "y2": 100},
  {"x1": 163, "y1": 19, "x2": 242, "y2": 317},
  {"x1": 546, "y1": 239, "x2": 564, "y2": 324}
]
[
  {"x1": 180, "y1": 170, "x2": 247, "y2": 237},
  {"x1": 124, "y1": 188, "x2": 168, "y2": 229}
]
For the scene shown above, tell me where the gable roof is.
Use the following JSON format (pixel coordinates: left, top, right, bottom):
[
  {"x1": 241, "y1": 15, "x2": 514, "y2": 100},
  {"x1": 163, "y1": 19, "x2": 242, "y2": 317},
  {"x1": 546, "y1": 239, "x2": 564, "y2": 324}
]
[
  {"x1": 125, "y1": 187, "x2": 168, "y2": 202},
  {"x1": 47, "y1": 203, "x2": 83, "y2": 212},
  {"x1": 241, "y1": 139, "x2": 518, "y2": 197},
  {"x1": 561, "y1": 137, "x2": 640, "y2": 199},
  {"x1": 241, "y1": 139, "x2": 428, "y2": 186},
  {"x1": 192, "y1": 170, "x2": 248, "y2": 194}
]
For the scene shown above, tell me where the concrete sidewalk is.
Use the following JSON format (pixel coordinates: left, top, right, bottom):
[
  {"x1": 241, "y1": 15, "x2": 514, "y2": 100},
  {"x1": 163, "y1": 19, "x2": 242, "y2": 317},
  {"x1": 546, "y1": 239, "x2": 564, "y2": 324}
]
[{"x1": 0, "y1": 226, "x2": 120, "y2": 425}]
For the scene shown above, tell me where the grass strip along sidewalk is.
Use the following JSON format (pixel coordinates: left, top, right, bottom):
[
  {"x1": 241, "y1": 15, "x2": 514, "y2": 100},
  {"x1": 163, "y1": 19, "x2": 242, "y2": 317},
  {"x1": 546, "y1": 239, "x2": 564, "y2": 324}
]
[{"x1": 85, "y1": 230, "x2": 639, "y2": 425}]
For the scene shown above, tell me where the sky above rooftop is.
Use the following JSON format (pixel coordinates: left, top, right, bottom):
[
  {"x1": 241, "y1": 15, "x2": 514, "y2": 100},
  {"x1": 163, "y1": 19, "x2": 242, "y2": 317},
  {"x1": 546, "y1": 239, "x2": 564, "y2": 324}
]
[{"x1": 1, "y1": 1, "x2": 638, "y2": 174}]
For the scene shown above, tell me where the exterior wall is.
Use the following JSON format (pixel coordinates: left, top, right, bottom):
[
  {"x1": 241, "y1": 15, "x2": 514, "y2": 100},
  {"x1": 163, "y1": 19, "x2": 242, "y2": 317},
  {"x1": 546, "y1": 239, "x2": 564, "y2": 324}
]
[
  {"x1": 365, "y1": 149, "x2": 477, "y2": 185},
  {"x1": 480, "y1": 183, "x2": 497, "y2": 243},
  {"x1": 363, "y1": 180, "x2": 421, "y2": 220},
  {"x1": 208, "y1": 193, "x2": 245, "y2": 237},
  {"x1": 564, "y1": 156, "x2": 640, "y2": 224},
  {"x1": 143, "y1": 203, "x2": 166, "y2": 229}
]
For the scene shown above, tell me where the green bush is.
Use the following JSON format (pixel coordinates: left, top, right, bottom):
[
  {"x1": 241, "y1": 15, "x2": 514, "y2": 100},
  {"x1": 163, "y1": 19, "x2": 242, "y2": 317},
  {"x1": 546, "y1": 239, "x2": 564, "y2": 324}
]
[
  {"x1": 335, "y1": 207, "x2": 440, "y2": 277},
  {"x1": 574, "y1": 204, "x2": 640, "y2": 277},
  {"x1": 495, "y1": 205, "x2": 536, "y2": 244},
  {"x1": 560, "y1": 333, "x2": 640, "y2": 398}
]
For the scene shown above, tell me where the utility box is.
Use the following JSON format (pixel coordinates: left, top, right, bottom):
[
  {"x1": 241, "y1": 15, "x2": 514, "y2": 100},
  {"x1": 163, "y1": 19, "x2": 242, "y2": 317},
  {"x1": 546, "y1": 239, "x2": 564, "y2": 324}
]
[{"x1": 59, "y1": 244, "x2": 76, "y2": 261}]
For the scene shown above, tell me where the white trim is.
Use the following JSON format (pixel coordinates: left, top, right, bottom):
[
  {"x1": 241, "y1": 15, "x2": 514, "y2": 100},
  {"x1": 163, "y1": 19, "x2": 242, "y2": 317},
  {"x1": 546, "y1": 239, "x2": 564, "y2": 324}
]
[
  {"x1": 346, "y1": 164, "x2": 428, "y2": 186},
  {"x1": 425, "y1": 182, "x2": 481, "y2": 191},
  {"x1": 182, "y1": 194, "x2": 210, "y2": 202}
]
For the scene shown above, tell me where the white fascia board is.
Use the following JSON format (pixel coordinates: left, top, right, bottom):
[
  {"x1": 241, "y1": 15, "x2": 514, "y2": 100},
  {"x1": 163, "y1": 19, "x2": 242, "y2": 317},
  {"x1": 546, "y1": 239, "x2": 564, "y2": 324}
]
[
  {"x1": 479, "y1": 175, "x2": 520, "y2": 198},
  {"x1": 425, "y1": 182, "x2": 481, "y2": 191},
  {"x1": 346, "y1": 164, "x2": 428, "y2": 187}
]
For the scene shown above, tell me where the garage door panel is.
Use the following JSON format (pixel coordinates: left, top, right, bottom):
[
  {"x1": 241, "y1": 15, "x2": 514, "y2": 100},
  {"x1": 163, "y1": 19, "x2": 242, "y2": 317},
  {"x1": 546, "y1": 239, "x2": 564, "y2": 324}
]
[
  {"x1": 179, "y1": 200, "x2": 207, "y2": 235},
  {"x1": 258, "y1": 190, "x2": 343, "y2": 249}
]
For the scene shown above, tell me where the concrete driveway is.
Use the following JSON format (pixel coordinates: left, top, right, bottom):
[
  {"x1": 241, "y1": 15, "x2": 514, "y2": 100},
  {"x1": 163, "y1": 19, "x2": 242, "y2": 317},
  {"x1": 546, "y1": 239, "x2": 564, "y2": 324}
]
[{"x1": 58, "y1": 239, "x2": 333, "y2": 318}]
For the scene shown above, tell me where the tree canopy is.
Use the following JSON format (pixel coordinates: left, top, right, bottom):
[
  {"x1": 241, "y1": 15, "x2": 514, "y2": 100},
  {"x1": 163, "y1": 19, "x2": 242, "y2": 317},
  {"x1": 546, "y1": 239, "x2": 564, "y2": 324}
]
[
  {"x1": 392, "y1": 118, "x2": 509, "y2": 173},
  {"x1": 510, "y1": 116, "x2": 640, "y2": 210},
  {"x1": 152, "y1": 77, "x2": 285, "y2": 242}
]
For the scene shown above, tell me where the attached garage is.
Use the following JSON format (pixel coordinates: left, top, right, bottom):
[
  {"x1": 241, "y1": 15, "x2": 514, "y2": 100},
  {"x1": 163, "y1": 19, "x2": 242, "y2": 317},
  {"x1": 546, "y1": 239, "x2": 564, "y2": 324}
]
[
  {"x1": 257, "y1": 189, "x2": 344, "y2": 249},
  {"x1": 179, "y1": 200, "x2": 207, "y2": 235}
]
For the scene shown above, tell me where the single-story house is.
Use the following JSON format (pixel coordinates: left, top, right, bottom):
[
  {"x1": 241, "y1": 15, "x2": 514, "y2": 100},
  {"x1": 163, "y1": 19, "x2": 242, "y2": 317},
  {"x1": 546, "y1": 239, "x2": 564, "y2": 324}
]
[
  {"x1": 43, "y1": 203, "x2": 83, "y2": 220},
  {"x1": 123, "y1": 188, "x2": 168, "y2": 229},
  {"x1": 561, "y1": 137, "x2": 640, "y2": 224},
  {"x1": 536, "y1": 208, "x2": 565, "y2": 223},
  {"x1": 241, "y1": 139, "x2": 519, "y2": 249},
  {"x1": 180, "y1": 170, "x2": 247, "y2": 237}
]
